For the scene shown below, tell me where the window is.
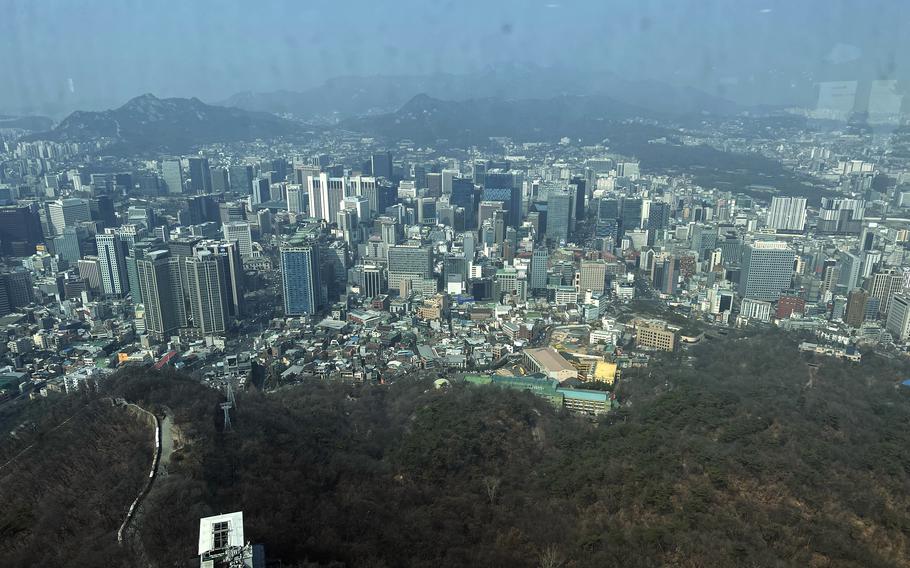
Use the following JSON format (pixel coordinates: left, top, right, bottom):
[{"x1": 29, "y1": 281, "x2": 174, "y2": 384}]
[{"x1": 212, "y1": 521, "x2": 230, "y2": 550}]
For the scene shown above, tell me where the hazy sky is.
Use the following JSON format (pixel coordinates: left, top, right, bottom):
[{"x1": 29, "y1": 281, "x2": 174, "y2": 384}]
[{"x1": 2, "y1": 0, "x2": 908, "y2": 116}]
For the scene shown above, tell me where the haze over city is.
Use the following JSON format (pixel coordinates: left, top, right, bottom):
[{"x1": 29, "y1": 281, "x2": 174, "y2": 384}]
[
  {"x1": 3, "y1": 0, "x2": 909, "y2": 115},
  {"x1": 2, "y1": 2, "x2": 910, "y2": 567}
]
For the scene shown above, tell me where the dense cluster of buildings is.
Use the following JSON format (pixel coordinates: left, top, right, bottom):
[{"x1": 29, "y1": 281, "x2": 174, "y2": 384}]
[{"x1": 1, "y1": 109, "x2": 908, "y2": 406}]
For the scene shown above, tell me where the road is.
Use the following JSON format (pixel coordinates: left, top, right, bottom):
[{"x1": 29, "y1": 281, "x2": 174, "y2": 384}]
[{"x1": 117, "y1": 403, "x2": 174, "y2": 544}]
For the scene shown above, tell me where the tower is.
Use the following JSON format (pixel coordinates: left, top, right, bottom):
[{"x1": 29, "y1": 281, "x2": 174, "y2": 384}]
[{"x1": 280, "y1": 244, "x2": 322, "y2": 316}]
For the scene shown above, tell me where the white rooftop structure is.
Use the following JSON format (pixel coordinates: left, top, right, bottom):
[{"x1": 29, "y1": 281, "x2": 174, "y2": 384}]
[{"x1": 198, "y1": 511, "x2": 245, "y2": 555}]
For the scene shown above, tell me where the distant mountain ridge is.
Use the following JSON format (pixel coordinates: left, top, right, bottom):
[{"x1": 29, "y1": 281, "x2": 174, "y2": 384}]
[
  {"x1": 342, "y1": 93, "x2": 649, "y2": 146},
  {"x1": 0, "y1": 115, "x2": 55, "y2": 132},
  {"x1": 221, "y1": 66, "x2": 740, "y2": 119},
  {"x1": 21, "y1": 94, "x2": 300, "y2": 153}
]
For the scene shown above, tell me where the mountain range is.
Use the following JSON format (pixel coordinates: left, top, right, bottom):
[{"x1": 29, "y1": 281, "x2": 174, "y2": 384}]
[
  {"x1": 221, "y1": 65, "x2": 741, "y2": 120},
  {"x1": 21, "y1": 94, "x2": 301, "y2": 154},
  {"x1": 0, "y1": 115, "x2": 55, "y2": 132},
  {"x1": 342, "y1": 93, "x2": 647, "y2": 146}
]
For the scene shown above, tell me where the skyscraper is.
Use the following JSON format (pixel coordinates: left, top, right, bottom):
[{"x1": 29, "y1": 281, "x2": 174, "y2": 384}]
[
  {"x1": 196, "y1": 240, "x2": 245, "y2": 318},
  {"x1": 766, "y1": 197, "x2": 807, "y2": 231},
  {"x1": 251, "y1": 177, "x2": 270, "y2": 205},
  {"x1": 281, "y1": 244, "x2": 321, "y2": 316},
  {"x1": 371, "y1": 151, "x2": 393, "y2": 179},
  {"x1": 307, "y1": 173, "x2": 346, "y2": 222},
  {"x1": 286, "y1": 185, "x2": 307, "y2": 215},
  {"x1": 547, "y1": 190, "x2": 573, "y2": 243},
  {"x1": 450, "y1": 178, "x2": 476, "y2": 228},
  {"x1": 388, "y1": 244, "x2": 432, "y2": 292},
  {"x1": 229, "y1": 165, "x2": 254, "y2": 193},
  {"x1": 578, "y1": 260, "x2": 607, "y2": 295},
  {"x1": 161, "y1": 159, "x2": 184, "y2": 195},
  {"x1": 845, "y1": 288, "x2": 869, "y2": 327},
  {"x1": 222, "y1": 222, "x2": 253, "y2": 258},
  {"x1": 137, "y1": 249, "x2": 179, "y2": 339},
  {"x1": 868, "y1": 268, "x2": 905, "y2": 316},
  {"x1": 188, "y1": 157, "x2": 213, "y2": 194},
  {"x1": 530, "y1": 248, "x2": 548, "y2": 294},
  {"x1": 620, "y1": 198, "x2": 643, "y2": 237},
  {"x1": 53, "y1": 226, "x2": 86, "y2": 263},
  {"x1": 482, "y1": 171, "x2": 522, "y2": 228},
  {"x1": 96, "y1": 231, "x2": 129, "y2": 296},
  {"x1": 570, "y1": 176, "x2": 586, "y2": 221},
  {"x1": 185, "y1": 251, "x2": 229, "y2": 336},
  {"x1": 47, "y1": 198, "x2": 91, "y2": 236},
  {"x1": 739, "y1": 241, "x2": 794, "y2": 301},
  {"x1": 886, "y1": 295, "x2": 910, "y2": 341},
  {"x1": 0, "y1": 204, "x2": 43, "y2": 256}
]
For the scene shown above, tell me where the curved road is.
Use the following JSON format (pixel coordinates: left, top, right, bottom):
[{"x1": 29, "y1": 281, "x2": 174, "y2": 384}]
[{"x1": 117, "y1": 402, "x2": 174, "y2": 544}]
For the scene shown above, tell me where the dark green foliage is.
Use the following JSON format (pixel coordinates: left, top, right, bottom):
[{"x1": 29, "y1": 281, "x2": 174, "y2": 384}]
[
  {"x1": 0, "y1": 394, "x2": 152, "y2": 566},
  {"x1": 5, "y1": 333, "x2": 910, "y2": 567}
]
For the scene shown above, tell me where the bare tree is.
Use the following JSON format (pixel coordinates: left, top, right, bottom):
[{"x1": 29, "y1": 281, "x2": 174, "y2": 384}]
[
  {"x1": 539, "y1": 544, "x2": 562, "y2": 568},
  {"x1": 483, "y1": 475, "x2": 501, "y2": 505}
]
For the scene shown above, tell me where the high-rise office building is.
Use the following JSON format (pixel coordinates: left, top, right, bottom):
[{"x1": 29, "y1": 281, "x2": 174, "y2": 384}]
[
  {"x1": 222, "y1": 222, "x2": 253, "y2": 258},
  {"x1": 845, "y1": 288, "x2": 869, "y2": 327},
  {"x1": 578, "y1": 260, "x2": 607, "y2": 295},
  {"x1": 137, "y1": 249, "x2": 179, "y2": 339},
  {"x1": 868, "y1": 268, "x2": 905, "y2": 316},
  {"x1": 388, "y1": 244, "x2": 432, "y2": 291},
  {"x1": 210, "y1": 166, "x2": 229, "y2": 192},
  {"x1": 307, "y1": 173, "x2": 346, "y2": 222},
  {"x1": 96, "y1": 231, "x2": 129, "y2": 296},
  {"x1": 161, "y1": 159, "x2": 184, "y2": 195},
  {"x1": 837, "y1": 251, "x2": 862, "y2": 292},
  {"x1": 886, "y1": 295, "x2": 910, "y2": 341},
  {"x1": 766, "y1": 197, "x2": 807, "y2": 231},
  {"x1": 482, "y1": 171, "x2": 522, "y2": 228},
  {"x1": 53, "y1": 226, "x2": 86, "y2": 263},
  {"x1": 229, "y1": 165, "x2": 254, "y2": 193},
  {"x1": 281, "y1": 245, "x2": 321, "y2": 316},
  {"x1": 477, "y1": 200, "x2": 504, "y2": 230},
  {"x1": 371, "y1": 151, "x2": 393, "y2": 180},
  {"x1": 361, "y1": 264, "x2": 386, "y2": 298},
  {"x1": 351, "y1": 176, "x2": 393, "y2": 218},
  {"x1": 426, "y1": 173, "x2": 443, "y2": 197},
  {"x1": 48, "y1": 198, "x2": 91, "y2": 236},
  {"x1": 196, "y1": 240, "x2": 245, "y2": 318},
  {"x1": 450, "y1": 178, "x2": 476, "y2": 228},
  {"x1": 286, "y1": 185, "x2": 307, "y2": 215},
  {"x1": 547, "y1": 190, "x2": 573, "y2": 243},
  {"x1": 620, "y1": 198, "x2": 643, "y2": 236},
  {"x1": 0, "y1": 204, "x2": 43, "y2": 256},
  {"x1": 342, "y1": 196, "x2": 369, "y2": 224},
  {"x1": 188, "y1": 157, "x2": 212, "y2": 194},
  {"x1": 185, "y1": 250, "x2": 229, "y2": 336},
  {"x1": 570, "y1": 176, "x2": 586, "y2": 221},
  {"x1": 0, "y1": 270, "x2": 34, "y2": 311},
  {"x1": 646, "y1": 202, "x2": 670, "y2": 245},
  {"x1": 251, "y1": 177, "x2": 270, "y2": 205},
  {"x1": 530, "y1": 248, "x2": 548, "y2": 294},
  {"x1": 379, "y1": 217, "x2": 399, "y2": 247},
  {"x1": 738, "y1": 241, "x2": 794, "y2": 301}
]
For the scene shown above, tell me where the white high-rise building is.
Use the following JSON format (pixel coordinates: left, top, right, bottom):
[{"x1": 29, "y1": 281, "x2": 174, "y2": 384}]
[
  {"x1": 222, "y1": 221, "x2": 253, "y2": 259},
  {"x1": 766, "y1": 197, "x2": 807, "y2": 232},
  {"x1": 739, "y1": 241, "x2": 794, "y2": 301},
  {"x1": 185, "y1": 251, "x2": 228, "y2": 336},
  {"x1": 286, "y1": 185, "x2": 307, "y2": 214},
  {"x1": 307, "y1": 173, "x2": 347, "y2": 222},
  {"x1": 96, "y1": 230, "x2": 129, "y2": 296},
  {"x1": 886, "y1": 295, "x2": 910, "y2": 341},
  {"x1": 47, "y1": 198, "x2": 91, "y2": 236}
]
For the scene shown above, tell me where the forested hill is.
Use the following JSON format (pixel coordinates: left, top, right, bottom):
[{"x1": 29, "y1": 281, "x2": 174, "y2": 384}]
[{"x1": 3, "y1": 333, "x2": 910, "y2": 567}]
